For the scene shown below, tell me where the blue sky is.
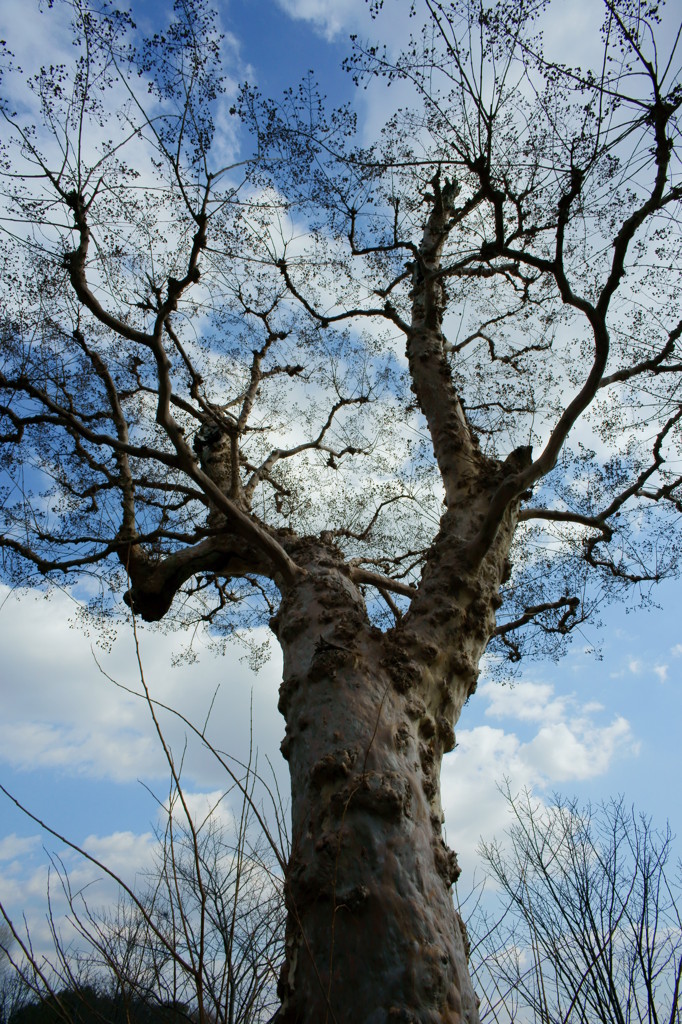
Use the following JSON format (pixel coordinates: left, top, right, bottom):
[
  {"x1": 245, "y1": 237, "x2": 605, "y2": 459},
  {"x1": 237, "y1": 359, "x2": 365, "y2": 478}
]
[{"x1": 0, "y1": 0, "x2": 681, "y2": 959}]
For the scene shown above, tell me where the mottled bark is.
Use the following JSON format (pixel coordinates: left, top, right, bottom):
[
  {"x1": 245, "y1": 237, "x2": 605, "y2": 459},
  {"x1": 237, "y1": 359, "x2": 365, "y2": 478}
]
[{"x1": 270, "y1": 499, "x2": 518, "y2": 1023}]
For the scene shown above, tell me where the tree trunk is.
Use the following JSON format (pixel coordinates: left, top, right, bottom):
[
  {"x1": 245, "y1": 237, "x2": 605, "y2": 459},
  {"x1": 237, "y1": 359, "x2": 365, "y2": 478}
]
[{"x1": 269, "y1": 524, "x2": 515, "y2": 1024}]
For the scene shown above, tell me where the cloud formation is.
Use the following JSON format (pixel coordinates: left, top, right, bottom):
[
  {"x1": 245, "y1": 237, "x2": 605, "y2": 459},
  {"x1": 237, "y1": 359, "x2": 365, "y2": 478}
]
[
  {"x1": 0, "y1": 586, "x2": 284, "y2": 788},
  {"x1": 442, "y1": 678, "x2": 639, "y2": 869},
  {"x1": 274, "y1": 0, "x2": 365, "y2": 40}
]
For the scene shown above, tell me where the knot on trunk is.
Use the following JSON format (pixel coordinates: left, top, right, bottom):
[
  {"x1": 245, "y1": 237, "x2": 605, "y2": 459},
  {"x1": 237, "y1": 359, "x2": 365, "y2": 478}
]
[
  {"x1": 434, "y1": 839, "x2": 461, "y2": 887},
  {"x1": 120, "y1": 544, "x2": 173, "y2": 621},
  {"x1": 332, "y1": 770, "x2": 412, "y2": 820},
  {"x1": 122, "y1": 583, "x2": 174, "y2": 622},
  {"x1": 309, "y1": 747, "x2": 358, "y2": 788},
  {"x1": 194, "y1": 420, "x2": 242, "y2": 521}
]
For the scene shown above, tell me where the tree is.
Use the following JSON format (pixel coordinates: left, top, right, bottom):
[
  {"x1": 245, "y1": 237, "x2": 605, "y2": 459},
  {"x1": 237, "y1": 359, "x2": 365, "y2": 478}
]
[
  {"x1": 467, "y1": 791, "x2": 682, "y2": 1024},
  {"x1": 0, "y1": 924, "x2": 30, "y2": 1024},
  {"x1": 40, "y1": 799, "x2": 282, "y2": 1024},
  {"x1": 0, "y1": 0, "x2": 680, "y2": 1019},
  {"x1": 8, "y1": 985, "x2": 192, "y2": 1024},
  {"x1": 0, "y1": 669, "x2": 286, "y2": 1024},
  {"x1": 60, "y1": 788, "x2": 285, "y2": 1024},
  {"x1": 0, "y1": 925, "x2": 10, "y2": 981}
]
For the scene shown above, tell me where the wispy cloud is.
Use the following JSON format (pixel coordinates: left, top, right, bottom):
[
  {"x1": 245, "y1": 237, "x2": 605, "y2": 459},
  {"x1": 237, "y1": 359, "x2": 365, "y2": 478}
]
[
  {"x1": 0, "y1": 833, "x2": 40, "y2": 862},
  {"x1": 274, "y1": 0, "x2": 366, "y2": 41}
]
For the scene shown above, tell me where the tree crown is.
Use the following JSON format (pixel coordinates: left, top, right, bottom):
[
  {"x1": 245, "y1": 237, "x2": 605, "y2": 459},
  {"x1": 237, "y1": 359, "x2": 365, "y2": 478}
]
[{"x1": 0, "y1": 0, "x2": 680, "y2": 666}]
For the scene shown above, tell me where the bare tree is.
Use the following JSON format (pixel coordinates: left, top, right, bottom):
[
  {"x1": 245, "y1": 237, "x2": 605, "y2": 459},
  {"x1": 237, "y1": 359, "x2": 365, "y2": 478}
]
[
  {"x1": 0, "y1": 925, "x2": 10, "y2": 979},
  {"x1": 1, "y1": 731, "x2": 285, "y2": 1024},
  {"x1": 0, "y1": 0, "x2": 681, "y2": 1019},
  {"x1": 0, "y1": 623, "x2": 286, "y2": 1024},
  {"x1": 467, "y1": 790, "x2": 682, "y2": 1024},
  {"x1": 0, "y1": 924, "x2": 31, "y2": 1024}
]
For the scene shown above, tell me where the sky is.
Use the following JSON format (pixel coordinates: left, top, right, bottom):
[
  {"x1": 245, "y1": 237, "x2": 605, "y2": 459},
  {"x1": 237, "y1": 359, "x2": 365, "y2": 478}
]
[{"x1": 0, "y1": 0, "x2": 681, "y2": 975}]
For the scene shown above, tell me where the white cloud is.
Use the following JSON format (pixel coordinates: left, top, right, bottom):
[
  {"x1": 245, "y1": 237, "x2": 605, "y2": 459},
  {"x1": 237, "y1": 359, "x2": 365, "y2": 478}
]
[
  {"x1": 441, "y1": 726, "x2": 527, "y2": 873},
  {"x1": 523, "y1": 716, "x2": 635, "y2": 782},
  {"x1": 79, "y1": 830, "x2": 157, "y2": 886},
  {"x1": 672, "y1": 644, "x2": 682, "y2": 657},
  {"x1": 0, "y1": 783, "x2": 273, "y2": 961},
  {"x1": 0, "y1": 586, "x2": 286, "y2": 790},
  {"x1": 582, "y1": 701, "x2": 605, "y2": 714},
  {"x1": 274, "y1": 0, "x2": 366, "y2": 40},
  {"x1": 610, "y1": 656, "x2": 672, "y2": 684},
  {"x1": 0, "y1": 585, "x2": 286, "y2": 962},
  {"x1": 480, "y1": 680, "x2": 568, "y2": 725},
  {"x1": 441, "y1": 677, "x2": 639, "y2": 871},
  {"x1": 476, "y1": 678, "x2": 639, "y2": 782},
  {"x1": 0, "y1": 833, "x2": 40, "y2": 862}
]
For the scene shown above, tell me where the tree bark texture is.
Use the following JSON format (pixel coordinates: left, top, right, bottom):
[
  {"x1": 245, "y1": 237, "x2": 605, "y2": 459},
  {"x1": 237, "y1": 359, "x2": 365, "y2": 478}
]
[{"x1": 271, "y1": 504, "x2": 519, "y2": 1024}]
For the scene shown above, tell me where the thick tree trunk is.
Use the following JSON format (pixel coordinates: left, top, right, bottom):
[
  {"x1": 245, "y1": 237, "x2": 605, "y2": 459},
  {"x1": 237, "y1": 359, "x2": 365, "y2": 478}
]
[{"x1": 269, "y1": 525, "x2": 514, "y2": 1024}]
